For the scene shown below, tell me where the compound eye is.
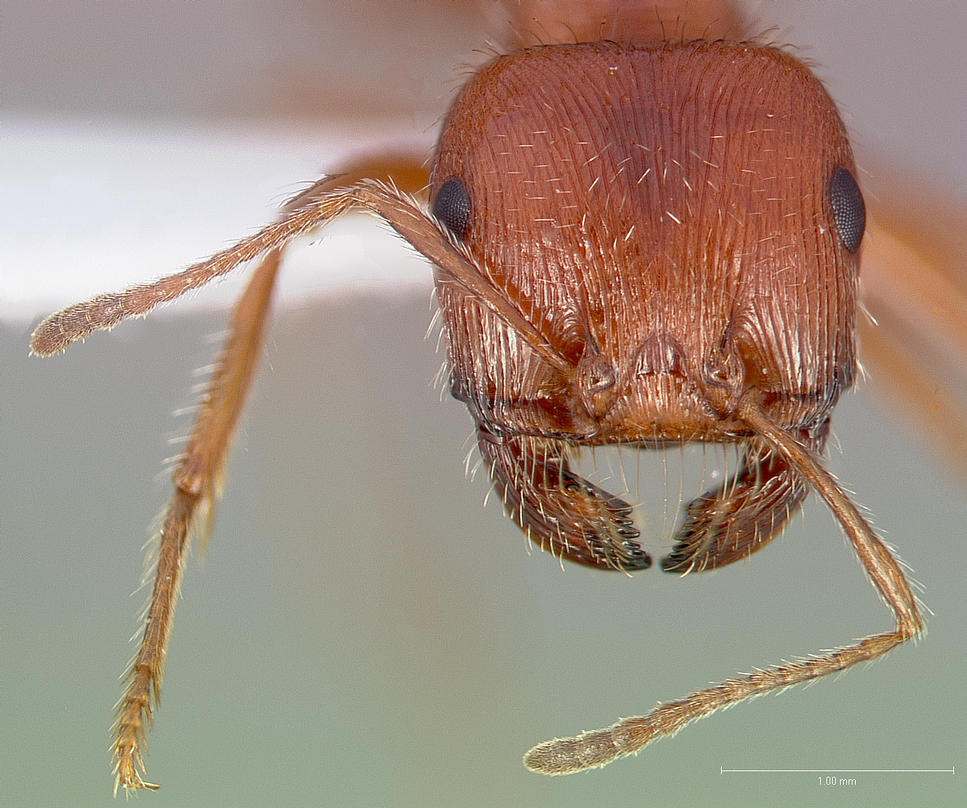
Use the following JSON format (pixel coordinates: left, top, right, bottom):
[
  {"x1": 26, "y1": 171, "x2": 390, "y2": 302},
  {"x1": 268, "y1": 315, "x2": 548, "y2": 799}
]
[
  {"x1": 828, "y1": 166, "x2": 866, "y2": 252},
  {"x1": 432, "y1": 178, "x2": 472, "y2": 239}
]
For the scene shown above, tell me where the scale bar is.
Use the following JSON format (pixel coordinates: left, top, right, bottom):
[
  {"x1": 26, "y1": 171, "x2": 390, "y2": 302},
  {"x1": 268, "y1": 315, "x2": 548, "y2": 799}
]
[{"x1": 721, "y1": 767, "x2": 955, "y2": 774}]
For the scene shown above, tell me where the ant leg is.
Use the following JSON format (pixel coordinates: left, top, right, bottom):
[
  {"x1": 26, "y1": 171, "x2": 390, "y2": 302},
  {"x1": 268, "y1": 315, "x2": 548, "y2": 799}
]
[
  {"x1": 113, "y1": 248, "x2": 281, "y2": 793},
  {"x1": 860, "y1": 205, "x2": 967, "y2": 474},
  {"x1": 524, "y1": 392, "x2": 923, "y2": 775},
  {"x1": 859, "y1": 314, "x2": 967, "y2": 476},
  {"x1": 32, "y1": 172, "x2": 572, "y2": 789}
]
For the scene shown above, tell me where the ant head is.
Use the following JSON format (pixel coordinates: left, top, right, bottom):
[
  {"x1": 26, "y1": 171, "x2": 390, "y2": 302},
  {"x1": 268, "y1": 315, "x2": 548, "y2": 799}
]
[{"x1": 430, "y1": 40, "x2": 863, "y2": 443}]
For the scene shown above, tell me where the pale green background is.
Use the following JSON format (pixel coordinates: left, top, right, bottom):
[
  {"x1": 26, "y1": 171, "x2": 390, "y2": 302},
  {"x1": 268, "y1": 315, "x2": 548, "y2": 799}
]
[
  {"x1": 3, "y1": 1, "x2": 965, "y2": 806},
  {"x1": 4, "y1": 296, "x2": 964, "y2": 807}
]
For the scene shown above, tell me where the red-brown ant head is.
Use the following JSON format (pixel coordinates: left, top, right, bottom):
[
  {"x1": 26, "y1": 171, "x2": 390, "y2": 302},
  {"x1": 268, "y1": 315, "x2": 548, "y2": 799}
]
[{"x1": 428, "y1": 40, "x2": 866, "y2": 574}]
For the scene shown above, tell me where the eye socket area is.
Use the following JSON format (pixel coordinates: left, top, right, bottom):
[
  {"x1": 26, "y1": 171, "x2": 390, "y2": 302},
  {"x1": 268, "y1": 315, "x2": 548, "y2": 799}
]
[
  {"x1": 432, "y1": 177, "x2": 472, "y2": 240},
  {"x1": 828, "y1": 166, "x2": 866, "y2": 253}
]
